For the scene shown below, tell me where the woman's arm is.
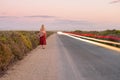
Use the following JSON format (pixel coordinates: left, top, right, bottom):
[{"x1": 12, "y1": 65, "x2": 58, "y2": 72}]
[{"x1": 40, "y1": 32, "x2": 44, "y2": 37}]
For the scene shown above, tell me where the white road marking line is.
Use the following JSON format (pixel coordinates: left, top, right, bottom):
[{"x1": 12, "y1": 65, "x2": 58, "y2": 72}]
[{"x1": 57, "y1": 32, "x2": 120, "y2": 52}]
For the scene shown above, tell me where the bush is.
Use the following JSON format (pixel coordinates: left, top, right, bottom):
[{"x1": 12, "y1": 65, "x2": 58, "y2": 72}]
[{"x1": 0, "y1": 31, "x2": 54, "y2": 73}]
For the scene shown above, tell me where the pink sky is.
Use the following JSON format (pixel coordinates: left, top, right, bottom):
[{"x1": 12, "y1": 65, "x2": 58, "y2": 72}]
[
  {"x1": 0, "y1": 0, "x2": 120, "y2": 30},
  {"x1": 0, "y1": 0, "x2": 120, "y2": 23}
]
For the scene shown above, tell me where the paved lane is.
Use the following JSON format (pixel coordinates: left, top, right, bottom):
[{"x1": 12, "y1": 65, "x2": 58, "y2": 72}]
[{"x1": 58, "y1": 34, "x2": 120, "y2": 80}]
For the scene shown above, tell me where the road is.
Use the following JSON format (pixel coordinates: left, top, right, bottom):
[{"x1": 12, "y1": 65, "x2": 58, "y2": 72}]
[
  {"x1": 0, "y1": 33, "x2": 120, "y2": 80},
  {"x1": 58, "y1": 34, "x2": 120, "y2": 80}
]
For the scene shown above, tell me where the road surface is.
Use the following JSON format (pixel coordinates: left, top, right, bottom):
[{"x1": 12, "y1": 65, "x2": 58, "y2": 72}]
[{"x1": 0, "y1": 33, "x2": 120, "y2": 80}]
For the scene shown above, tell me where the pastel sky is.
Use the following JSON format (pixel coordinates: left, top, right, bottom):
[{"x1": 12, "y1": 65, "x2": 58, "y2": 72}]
[{"x1": 0, "y1": 0, "x2": 120, "y2": 31}]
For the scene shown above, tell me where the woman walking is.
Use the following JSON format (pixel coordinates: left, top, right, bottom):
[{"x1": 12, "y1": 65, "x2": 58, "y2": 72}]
[{"x1": 39, "y1": 24, "x2": 47, "y2": 49}]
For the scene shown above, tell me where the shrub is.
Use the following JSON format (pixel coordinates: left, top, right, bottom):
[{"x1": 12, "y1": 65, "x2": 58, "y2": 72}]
[
  {"x1": 0, "y1": 42, "x2": 14, "y2": 71},
  {"x1": 0, "y1": 31, "x2": 54, "y2": 74}
]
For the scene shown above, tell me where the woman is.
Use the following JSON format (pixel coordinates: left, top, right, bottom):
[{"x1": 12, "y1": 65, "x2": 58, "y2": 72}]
[{"x1": 39, "y1": 24, "x2": 47, "y2": 49}]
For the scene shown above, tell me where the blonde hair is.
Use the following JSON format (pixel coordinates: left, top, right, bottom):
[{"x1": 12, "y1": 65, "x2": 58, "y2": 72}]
[{"x1": 40, "y1": 24, "x2": 46, "y2": 31}]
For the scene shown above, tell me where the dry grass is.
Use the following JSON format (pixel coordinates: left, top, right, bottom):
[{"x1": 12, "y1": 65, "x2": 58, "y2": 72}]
[{"x1": 0, "y1": 31, "x2": 54, "y2": 74}]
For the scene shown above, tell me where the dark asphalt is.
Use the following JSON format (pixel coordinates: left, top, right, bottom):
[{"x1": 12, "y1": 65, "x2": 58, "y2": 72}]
[{"x1": 57, "y1": 34, "x2": 120, "y2": 80}]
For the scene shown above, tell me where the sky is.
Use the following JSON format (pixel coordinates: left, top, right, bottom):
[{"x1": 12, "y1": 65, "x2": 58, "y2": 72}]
[{"x1": 0, "y1": 0, "x2": 120, "y2": 31}]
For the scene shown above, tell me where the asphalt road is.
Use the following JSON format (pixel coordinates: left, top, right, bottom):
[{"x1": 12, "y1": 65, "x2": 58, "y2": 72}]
[{"x1": 57, "y1": 34, "x2": 120, "y2": 80}]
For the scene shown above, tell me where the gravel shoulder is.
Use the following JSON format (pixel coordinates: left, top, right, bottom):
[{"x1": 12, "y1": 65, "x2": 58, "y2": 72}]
[{"x1": 0, "y1": 34, "x2": 60, "y2": 80}]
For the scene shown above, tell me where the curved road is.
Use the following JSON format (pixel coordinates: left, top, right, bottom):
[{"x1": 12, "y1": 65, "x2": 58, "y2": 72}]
[{"x1": 0, "y1": 34, "x2": 120, "y2": 80}]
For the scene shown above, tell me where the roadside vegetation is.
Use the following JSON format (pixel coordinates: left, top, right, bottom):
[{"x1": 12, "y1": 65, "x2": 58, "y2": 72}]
[
  {"x1": 0, "y1": 31, "x2": 54, "y2": 75},
  {"x1": 64, "y1": 29, "x2": 120, "y2": 48},
  {"x1": 72, "y1": 29, "x2": 120, "y2": 42}
]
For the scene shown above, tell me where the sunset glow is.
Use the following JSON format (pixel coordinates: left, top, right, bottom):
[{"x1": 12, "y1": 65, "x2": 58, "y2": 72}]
[{"x1": 0, "y1": 0, "x2": 120, "y2": 30}]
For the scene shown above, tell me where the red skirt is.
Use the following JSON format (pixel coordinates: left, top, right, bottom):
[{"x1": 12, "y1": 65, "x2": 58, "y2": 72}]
[{"x1": 39, "y1": 35, "x2": 46, "y2": 45}]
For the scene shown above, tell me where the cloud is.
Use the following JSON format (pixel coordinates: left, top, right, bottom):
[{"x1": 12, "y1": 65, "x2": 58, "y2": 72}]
[
  {"x1": 24, "y1": 15, "x2": 56, "y2": 18},
  {"x1": 110, "y1": 0, "x2": 120, "y2": 4},
  {"x1": 54, "y1": 19, "x2": 92, "y2": 25},
  {"x1": 0, "y1": 16, "x2": 18, "y2": 18},
  {"x1": 0, "y1": 16, "x2": 11, "y2": 18},
  {"x1": 45, "y1": 19, "x2": 95, "y2": 31}
]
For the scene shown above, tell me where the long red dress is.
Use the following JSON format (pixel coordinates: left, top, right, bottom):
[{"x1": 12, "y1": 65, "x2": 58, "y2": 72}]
[{"x1": 39, "y1": 31, "x2": 46, "y2": 45}]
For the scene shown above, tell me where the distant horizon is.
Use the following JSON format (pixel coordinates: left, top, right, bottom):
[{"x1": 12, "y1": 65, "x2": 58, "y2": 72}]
[
  {"x1": 0, "y1": 17, "x2": 120, "y2": 31},
  {"x1": 1, "y1": 28, "x2": 120, "y2": 31}
]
